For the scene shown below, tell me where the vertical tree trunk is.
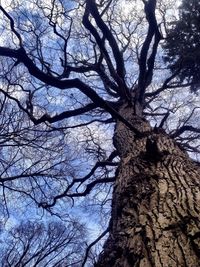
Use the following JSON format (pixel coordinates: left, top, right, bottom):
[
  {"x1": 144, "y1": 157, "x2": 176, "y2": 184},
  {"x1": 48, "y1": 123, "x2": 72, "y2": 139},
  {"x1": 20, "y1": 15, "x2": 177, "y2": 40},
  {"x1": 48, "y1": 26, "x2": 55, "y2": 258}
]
[{"x1": 96, "y1": 105, "x2": 200, "y2": 267}]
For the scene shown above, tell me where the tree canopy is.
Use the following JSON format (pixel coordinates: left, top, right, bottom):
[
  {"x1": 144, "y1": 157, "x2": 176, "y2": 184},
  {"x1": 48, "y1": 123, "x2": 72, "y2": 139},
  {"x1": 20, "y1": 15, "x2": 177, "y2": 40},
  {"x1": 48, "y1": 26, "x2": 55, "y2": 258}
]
[{"x1": 0, "y1": 0, "x2": 199, "y2": 266}]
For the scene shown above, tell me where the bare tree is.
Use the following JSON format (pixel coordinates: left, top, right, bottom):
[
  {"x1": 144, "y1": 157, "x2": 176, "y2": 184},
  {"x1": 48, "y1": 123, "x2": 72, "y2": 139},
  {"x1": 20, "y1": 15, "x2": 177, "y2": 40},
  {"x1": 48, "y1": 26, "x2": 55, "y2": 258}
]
[
  {"x1": 0, "y1": 220, "x2": 85, "y2": 266},
  {"x1": 0, "y1": 0, "x2": 199, "y2": 266}
]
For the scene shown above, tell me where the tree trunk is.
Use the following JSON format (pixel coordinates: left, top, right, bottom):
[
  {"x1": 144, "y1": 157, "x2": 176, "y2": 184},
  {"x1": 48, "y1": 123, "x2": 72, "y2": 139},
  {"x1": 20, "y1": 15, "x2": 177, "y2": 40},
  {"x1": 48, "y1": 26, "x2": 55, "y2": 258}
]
[{"x1": 96, "y1": 105, "x2": 200, "y2": 267}]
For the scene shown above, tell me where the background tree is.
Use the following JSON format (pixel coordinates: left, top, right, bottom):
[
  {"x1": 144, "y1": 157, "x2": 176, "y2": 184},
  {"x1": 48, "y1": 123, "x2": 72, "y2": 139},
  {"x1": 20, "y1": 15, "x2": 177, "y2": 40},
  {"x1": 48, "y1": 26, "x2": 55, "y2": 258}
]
[
  {"x1": 164, "y1": 0, "x2": 200, "y2": 92},
  {"x1": 0, "y1": 220, "x2": 85, "y2": 266},
  {"x1": 0, "y1": 0, "x2": 199, "y2": 266}
]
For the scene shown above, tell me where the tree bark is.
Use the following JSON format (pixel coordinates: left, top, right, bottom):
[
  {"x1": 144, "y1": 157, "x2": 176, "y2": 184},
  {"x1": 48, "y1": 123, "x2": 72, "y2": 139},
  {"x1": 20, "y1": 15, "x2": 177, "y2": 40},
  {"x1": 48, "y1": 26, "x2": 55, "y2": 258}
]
[{"x1": 96, "y1": 105, "x2": 200, "y2": 267}]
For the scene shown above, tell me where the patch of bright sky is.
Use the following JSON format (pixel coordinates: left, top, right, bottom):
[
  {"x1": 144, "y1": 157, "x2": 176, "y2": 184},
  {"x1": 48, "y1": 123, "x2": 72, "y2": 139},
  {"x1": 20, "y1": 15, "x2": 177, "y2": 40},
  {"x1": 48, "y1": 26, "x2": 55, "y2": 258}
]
[{"x1": 0, "y1": 215, "x2": 17, "y2": 230}]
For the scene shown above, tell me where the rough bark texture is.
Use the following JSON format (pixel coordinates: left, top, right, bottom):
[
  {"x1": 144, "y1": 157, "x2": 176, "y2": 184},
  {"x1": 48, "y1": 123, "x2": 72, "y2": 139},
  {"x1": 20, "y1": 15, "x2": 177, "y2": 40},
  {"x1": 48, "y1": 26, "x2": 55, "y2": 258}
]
[{"x1": 96, "y1": 105, "x2": 200, "y2": 267}]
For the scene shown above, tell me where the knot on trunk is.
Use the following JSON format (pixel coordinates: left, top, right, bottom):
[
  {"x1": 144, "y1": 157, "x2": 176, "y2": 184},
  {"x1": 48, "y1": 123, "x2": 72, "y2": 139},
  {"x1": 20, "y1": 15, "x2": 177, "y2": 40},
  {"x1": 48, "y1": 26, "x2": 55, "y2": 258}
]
[{"x1": 143, "y1": 137, "x2": 168, "y2": 162}]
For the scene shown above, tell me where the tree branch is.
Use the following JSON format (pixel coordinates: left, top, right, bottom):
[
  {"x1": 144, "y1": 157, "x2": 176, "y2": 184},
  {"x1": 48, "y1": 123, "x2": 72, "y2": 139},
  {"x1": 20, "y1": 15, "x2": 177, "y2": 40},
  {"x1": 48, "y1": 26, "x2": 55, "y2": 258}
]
[
  {"x1": 86, "y1": 0, "x2": 125, "y2": 79},
  {"x1": 34, "y1": 103, "x2": 98, "y2": 124},
  {"x1": 137, "y1": 0, "x2": 161, "y2": 105},
  {"x1": 0, "y1": 47, "x2": 143, "y2": 135},
  {"x1": 81, "y1": 227, "x2": 110, "y2": 267},
  {"x1": 0, "y1": 5, "x2": 23, "y2": 46},
  {"x1": 39, "y1": 151, "x2": 118, "y2": 208},
  {"x1": 83, "y1": 0, "x2": 131, "y2": 102},
  {"x1": 171, "y1": 126, "x2": 200, "y2": 138},
  {"x1": 67, "y1": 177, "x2": 115, "y2": 198}
]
